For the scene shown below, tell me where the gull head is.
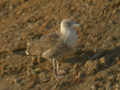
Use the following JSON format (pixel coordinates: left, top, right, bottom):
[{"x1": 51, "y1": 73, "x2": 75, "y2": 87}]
[
  {"x1": 60, "y1": 19, "x2": 80, "y2": 46},
  {"x1": 60, "y1": 19, "x2": 80, "y2": 30},
  {"x1": 60, "y1": 19, "x2": 80, "y2": 35}
]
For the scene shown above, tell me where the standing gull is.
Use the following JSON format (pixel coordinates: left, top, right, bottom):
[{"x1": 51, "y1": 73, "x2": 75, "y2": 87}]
[{"x1": 26, "y1": 19, "x2": 80, "y2": 77}]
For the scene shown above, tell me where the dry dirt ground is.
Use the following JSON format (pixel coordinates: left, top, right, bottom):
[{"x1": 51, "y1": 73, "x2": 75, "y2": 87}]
[{"x1": 0, "y1": 0, "x2": 120, "y2": 90}]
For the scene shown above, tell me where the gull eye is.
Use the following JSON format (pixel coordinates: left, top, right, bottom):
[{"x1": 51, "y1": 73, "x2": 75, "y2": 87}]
[{"x1": 67, "y1": 22, "x2": 71, "y2": 26}]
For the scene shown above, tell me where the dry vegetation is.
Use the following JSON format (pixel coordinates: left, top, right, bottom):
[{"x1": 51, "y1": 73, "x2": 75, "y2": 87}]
[{"x1": 0, "y1": 0, "x2": 120, "y2": 90}]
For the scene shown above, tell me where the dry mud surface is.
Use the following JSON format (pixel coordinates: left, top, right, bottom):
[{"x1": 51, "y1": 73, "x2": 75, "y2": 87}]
[{"x1": 0, "y1": 0, "x2": 120, "y2": 90}]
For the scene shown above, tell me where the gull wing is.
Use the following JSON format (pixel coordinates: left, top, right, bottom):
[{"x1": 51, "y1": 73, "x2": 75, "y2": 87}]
[
  {"x1": 42, "y1": 41, "x2": 75, "y2": 59},
  {"x1": 27, "y1": 32, "x2": 61, "y2": 56}
]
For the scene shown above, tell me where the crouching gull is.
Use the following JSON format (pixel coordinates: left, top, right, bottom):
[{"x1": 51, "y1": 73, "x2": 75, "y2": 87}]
[{"x1": 26, "y1": 19, "x2": 80, "y2": 77}]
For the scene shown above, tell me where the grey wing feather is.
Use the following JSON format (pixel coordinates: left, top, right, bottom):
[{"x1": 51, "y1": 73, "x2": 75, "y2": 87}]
[
  {"x1": 28, "y1": 32, "x2": 61, "y2": 56},
  {"x1": 42, "y1": 41, "x2": 75, "y2": 59}
]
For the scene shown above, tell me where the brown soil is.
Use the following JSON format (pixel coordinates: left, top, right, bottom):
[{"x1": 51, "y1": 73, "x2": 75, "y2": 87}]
[{"x1": 0, "y1": 0, "x2": 120, "y2": 90}]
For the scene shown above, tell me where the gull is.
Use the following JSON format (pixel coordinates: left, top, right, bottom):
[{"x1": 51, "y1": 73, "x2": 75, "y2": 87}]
[{"x1": 25, "y1": 19, "x2": 80, "y2": 77}]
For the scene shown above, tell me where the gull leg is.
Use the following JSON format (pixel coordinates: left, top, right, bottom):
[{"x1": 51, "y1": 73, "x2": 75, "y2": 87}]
[
  {"x1": 52, "y1": 59, "x2": 66, "y2": 78},
  {"x1": 56, "y1": 59, "x2": 67, "y2": 77},
  {"x1": 25, "y1": 48, "x2": 29, "y2": 55},
  {"x1": 25, "y1": 42, "x2": 31, "y2": 55},
  {"x1": 37, "y1": 56, "x2": 40, "y2": 63},
  {"x1": 56, "y1": 60, "x2": 59, "y2": 75},
  {"x1": 52, "y1": 58, "x2": 57, "y2": 76}
]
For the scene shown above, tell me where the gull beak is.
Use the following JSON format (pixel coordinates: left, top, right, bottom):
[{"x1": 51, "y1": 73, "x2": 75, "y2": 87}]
[{"x1": 72, "y1": 22, "x2": 80, "y2": 27}]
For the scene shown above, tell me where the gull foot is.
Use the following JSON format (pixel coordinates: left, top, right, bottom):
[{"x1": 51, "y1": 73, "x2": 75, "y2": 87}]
[{"x1": 55, "y1": 69, "x2": 67, "y2": 79}]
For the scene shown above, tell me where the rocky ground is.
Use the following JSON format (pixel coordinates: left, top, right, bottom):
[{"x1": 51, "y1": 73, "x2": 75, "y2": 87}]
[{"x1": 0, "y1": 0, "x2": 120, "y2": 90}]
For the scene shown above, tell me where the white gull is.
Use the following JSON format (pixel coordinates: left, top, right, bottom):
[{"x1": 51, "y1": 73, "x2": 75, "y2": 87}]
[{"x1": 26, "y1": 19, "x2": 80, "y2": 77}]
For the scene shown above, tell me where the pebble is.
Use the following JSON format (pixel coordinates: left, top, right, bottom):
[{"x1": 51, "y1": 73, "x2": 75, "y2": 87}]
[
  {"x1": 99, "y1": 57, "x2": 105, "y2": 64},
  {"x1": 84, "y1": 60, "x2": 98, "y2": 75},
  {"x1": 38, "y1": 72, "x2": 49, "y2": 82}
]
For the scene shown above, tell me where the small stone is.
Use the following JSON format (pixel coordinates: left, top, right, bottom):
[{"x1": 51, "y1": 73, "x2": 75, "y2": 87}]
[
  {"x1": 98, "y1": 86, "x2": 106, "y2": 90},
  {"x1": 105, "y1": 82, "x2": 113, "y2": 90},
  {"x1": 112, "y1": 10, "x2": 116, "y2": 14},
  {"x1": 74, "y1": 72, "x2": 81, "y2": 80},
  {"x1": 91, "y1": 85, "x2": 97, "y2": 90},
  {"x1": 73, "y1": 64, "x2": 81, "y2": 71},
  {"x1": 84, "y1": 60, "x2": 97, "y2": 75},
  {"x1": 14, "y1": 77, "x2": 23, "y2": 84},
  {"x1": 39, "y1": 72, "x2": 49, "y2": 82},
  {"x1": 114, "y1": 84, "x2": 119, "y2": 90},
  {"x1": 116, "y1": 57, "x2": 120, "y2": 65},
  {"x1": 116, "y1": 73, "x2": 120, "y2": 81},
  {"x1": 57, "y1": 69, "x2": 67, "y2": 75},
  {"x1": 32, "y1": 56, "x2": 38, "y2": 65},
  {"x1": 99, "y1": 57, "x2": 105, "y2": 64},
  {"x1": 34, "y1": 68, "x2": 41, "y2": 74},
  {"x1": 108, "y1": 75, "x2": 114, "y2": 81},
  {"x1": 27, "y1": 81, "x2": 35, "y2": 89}
]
